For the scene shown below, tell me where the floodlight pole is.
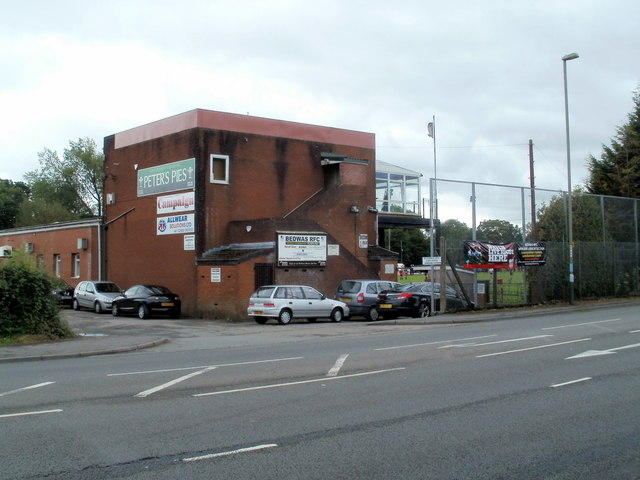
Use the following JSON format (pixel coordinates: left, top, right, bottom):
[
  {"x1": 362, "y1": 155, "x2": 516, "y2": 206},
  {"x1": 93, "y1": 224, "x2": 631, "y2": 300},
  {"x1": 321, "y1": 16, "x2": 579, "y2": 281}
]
[{"x1": 562, "y1": 52, "x2": 579, "y2": 304}]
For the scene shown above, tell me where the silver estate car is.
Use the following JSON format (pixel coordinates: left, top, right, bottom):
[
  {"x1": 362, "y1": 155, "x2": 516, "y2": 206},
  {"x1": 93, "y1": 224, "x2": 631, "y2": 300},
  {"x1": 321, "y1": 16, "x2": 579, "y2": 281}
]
[
  {"x1": 73, "y1": 280, "x2": 122, "y2": 314},
  {"x1": 247, "y1": 285, "x2": 349, "y2": 325}
]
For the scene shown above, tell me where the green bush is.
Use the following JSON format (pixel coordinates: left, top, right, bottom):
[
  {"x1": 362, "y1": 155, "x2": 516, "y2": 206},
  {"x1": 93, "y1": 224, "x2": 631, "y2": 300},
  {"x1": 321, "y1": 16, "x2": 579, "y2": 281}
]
[{"x1": 0, "y1": 254, "x2": 73, "y2": 338}]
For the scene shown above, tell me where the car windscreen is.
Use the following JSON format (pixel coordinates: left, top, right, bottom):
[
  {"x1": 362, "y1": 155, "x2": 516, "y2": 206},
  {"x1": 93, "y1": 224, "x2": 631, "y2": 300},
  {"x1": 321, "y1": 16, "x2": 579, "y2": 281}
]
[
  {"x1": 338, "y1": 281, "x2": 361, "y2": 294},
  {"x1": 96, "y1": 283, "x2": 120, "y2": 293}
]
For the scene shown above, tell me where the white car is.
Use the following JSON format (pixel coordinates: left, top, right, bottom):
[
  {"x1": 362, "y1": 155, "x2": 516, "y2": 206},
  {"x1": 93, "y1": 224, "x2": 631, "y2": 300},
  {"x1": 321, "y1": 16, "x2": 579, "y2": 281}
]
[{"x1": 247, "y1": 285, "x2": 349, "y2": 325}]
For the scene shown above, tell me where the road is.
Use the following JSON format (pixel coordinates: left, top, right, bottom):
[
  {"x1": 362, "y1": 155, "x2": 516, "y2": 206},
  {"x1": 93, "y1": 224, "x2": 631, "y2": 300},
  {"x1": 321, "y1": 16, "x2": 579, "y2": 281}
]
[{"x1": 1, "y1": 305, "x2": 639, "y2": 479}]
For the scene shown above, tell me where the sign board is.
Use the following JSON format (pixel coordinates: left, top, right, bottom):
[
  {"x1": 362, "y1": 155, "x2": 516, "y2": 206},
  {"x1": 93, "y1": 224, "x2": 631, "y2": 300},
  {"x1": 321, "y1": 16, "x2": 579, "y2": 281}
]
[
  {"x1": 422, "y1": 256, "x2": 442, "y2": 265},
  {"x1": 277, "y1": 232, "x2": 327, "y2": 267},
  {"x1": 183, "y1": 234, "x2": 195, "y2": 251},
  {"x1": 138, "y1": 158, "x2": 195, "y2": 197},
  {"x1": 157, "y1": 214, "x2": 195, "y2": 235},
  {"x1": 516, "y1": 242, "x2": 547, "y2": 266},
  {"x1": 157, "y1": 191, "x2": 195, "y2": 214},
  {"x1": 359, "y1": 234, "x2": 368, "y2": 249},
  {"x1": 210, "y1": 268, "x2": 221, "y2": 283}
]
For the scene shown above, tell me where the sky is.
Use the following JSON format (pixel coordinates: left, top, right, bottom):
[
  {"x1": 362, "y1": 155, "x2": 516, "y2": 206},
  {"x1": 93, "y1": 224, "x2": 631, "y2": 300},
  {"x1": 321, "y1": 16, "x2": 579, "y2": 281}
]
[{"x1": 1, "y1": 0, "x2": 639, "y2": 227}]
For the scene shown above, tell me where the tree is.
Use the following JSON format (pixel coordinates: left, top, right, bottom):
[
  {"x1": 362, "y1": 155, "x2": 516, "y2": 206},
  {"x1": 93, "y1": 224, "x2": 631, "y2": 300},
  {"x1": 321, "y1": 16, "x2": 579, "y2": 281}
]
[
  {"x1": 439, "y1": 219, "x2": 472, "y2": 242},
  {"x1": 384, "y1": 228, "x2": 429, "y2": 267},
  {"x1": 586, "y1": 86, "x2": 640, "y2": 199},
  {"x1": 19, "y1": 138, "x2": 104, "y2": 226},
  {"x1": 536, "y1": 191, "x2": 606, "y2": 243},
  {"x1": 0, "y1": 179, "x2": 29, "y2": 229},
  {"x1": 476, "y1": 219, "x2": 523, "y2": 243}
]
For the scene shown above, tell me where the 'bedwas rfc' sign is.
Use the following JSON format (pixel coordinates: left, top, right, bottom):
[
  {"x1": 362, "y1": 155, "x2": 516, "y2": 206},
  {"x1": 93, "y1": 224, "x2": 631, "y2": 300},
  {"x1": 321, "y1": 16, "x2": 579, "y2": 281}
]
[{"x1": 277, "y1": 233, "x2": 327, "y2": 267}]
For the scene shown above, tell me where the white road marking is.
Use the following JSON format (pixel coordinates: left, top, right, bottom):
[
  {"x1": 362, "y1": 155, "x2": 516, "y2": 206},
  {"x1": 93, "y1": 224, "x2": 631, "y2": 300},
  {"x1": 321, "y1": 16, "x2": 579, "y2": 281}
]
[
  {"x1": 193, "y1": 367, "x2": 406, "y2": 398},
  {"x1": 440, "y1": 334, "x2": 552, "y2": 349},
  {"x1": 476, "y1": 338, "x2": 591, "y2": 358},
  {"x1": 566, "y1": 341, "x2": 640, "y2": 360},
  {"x1": 327, "y1": 354, "x2": 349, "y2": 377},
  {"x1": 108, "y1": 356, "x2": 303, "y2": 376},
  {"x1": 550, "y1": 377, "x2": 592, "y2": 388},
  {"x1": 135, "y1": 367, "x2": 217, "y2": 398},
  {"x1": 0, "y1": 382, "x2": 55, "y2": 398},
  {"x1": 542, "y1": 318, "x2": 620, "y2": 330},
  {"x1": 0, "y1": 409, "x2": 63, "y2": 419},
  {"x1": 630, "y1": 330, "x2": 640, "y2": 334},
  {"x1": 183, "y1": 444, "x2": 278, "y2": 462},
  {"x1": 376, "y1": 335, "x2": 497, "y2": 351}
]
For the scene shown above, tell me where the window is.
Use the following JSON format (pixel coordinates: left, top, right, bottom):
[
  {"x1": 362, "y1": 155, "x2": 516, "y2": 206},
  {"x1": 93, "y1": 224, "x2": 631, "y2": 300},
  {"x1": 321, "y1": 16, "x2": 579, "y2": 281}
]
[
  {"x1": 375, "y1": 169, "x2": 422, "y2": 215},
  {"x1": 72, "y1": 253, "x2": 81, "y2": 278},
  {"x1": 53, "y1": 254, "x2": 61, "y2": 277},
  {"x1": 210, "y1": 154, "x2": 230, "y2": 184}
]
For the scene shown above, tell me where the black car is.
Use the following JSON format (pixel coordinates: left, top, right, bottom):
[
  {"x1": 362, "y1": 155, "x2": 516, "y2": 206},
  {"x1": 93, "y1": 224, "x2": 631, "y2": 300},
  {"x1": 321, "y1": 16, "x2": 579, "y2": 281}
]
[
  {"x1": 376, "y1": 282, "x2": 468, "y2": 319},
  {"x1": 111, "y1": 285, "x2": 181, "y2": 319},
  {"x1": 52, "y1": 281, "x2": 74, "y2": 307}
]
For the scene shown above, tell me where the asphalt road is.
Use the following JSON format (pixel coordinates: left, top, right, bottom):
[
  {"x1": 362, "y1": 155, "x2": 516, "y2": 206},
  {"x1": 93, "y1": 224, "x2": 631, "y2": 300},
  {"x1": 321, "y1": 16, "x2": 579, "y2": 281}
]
[{"x1": 1, "y1": 304, "x2": 639, "y2": 479}]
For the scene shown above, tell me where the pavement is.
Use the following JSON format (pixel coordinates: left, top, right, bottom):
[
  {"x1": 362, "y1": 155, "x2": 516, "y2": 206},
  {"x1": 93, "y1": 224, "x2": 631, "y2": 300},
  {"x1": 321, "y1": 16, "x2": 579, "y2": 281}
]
[{"x1": 1, "y1": 298, "x2": 638, "y2": 363}]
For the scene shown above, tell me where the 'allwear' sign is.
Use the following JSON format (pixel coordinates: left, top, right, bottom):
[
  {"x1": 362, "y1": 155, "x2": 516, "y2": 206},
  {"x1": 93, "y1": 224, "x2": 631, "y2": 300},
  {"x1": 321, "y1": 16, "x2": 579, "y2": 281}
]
[
  {"x1": 138, "y1": 158, "x2": 195, "y2": 197},
  {"x1": 157, "y1": 214, "x2": 195, "y2": 236}
]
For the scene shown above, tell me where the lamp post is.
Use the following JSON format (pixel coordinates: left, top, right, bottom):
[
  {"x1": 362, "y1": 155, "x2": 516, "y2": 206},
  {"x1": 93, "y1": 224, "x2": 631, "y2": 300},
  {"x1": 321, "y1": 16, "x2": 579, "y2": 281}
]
[{"x1": 562, "y1": 52, "x2": 579, "y2": 304}]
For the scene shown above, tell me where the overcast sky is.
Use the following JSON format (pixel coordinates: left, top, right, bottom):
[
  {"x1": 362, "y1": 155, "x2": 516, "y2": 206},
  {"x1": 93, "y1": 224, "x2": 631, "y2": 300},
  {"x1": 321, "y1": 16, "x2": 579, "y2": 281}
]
[{"x1": 1, "y1": 0, "x2": 639, "y2": 226}]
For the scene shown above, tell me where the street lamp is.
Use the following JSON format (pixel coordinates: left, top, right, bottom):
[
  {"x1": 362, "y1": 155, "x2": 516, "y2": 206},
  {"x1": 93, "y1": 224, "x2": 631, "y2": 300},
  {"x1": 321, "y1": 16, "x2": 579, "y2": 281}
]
[{"x1": 562, "y1": 52, "x2": 579, "y2": 304}]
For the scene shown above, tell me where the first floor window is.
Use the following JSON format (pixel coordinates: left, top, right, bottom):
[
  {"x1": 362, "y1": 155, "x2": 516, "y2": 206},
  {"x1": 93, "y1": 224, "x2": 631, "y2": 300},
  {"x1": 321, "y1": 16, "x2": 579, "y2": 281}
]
[
  {"x1": 210, "y1": 154, "x2": 230, "y2": 184},
  {"x1": 53, "y1": 254, "x2": 61, "y2": 277},
  {"x1": 72, "y1": 253, "x2": 81, "y2": 278}
]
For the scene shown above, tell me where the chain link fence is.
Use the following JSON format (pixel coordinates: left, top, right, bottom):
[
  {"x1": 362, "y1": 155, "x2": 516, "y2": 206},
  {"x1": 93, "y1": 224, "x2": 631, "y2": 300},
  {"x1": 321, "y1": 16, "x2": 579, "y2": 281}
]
[{"x1": 431, "y1": 178, "x2": 640, "y2": 306}]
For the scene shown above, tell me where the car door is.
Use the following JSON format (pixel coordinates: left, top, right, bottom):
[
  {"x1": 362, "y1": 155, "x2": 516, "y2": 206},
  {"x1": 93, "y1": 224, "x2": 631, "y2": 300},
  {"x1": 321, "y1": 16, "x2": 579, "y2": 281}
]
[
  {"x1": 302, "y1": 286, "x2": 329, "y2": 318},
  {"x1": 80, "y1": 282, "x2": 95, "y2": 308},
  {"x1": 274, "y1": 286, "x2": 306, "y2": 318}
]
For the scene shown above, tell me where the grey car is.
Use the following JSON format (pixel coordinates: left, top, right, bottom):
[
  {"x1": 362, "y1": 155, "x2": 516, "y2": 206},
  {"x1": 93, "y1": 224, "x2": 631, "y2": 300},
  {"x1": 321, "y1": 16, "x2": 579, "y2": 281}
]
[
  {"x1": 335, "y1": 279, "x2": 401, "y2": 321},
  {"x1": 248, "y1": 285, "x2": 349, "y2": 325},
  {"x1": 73, "y1": 280, "x2": 122, "y2": 314}
]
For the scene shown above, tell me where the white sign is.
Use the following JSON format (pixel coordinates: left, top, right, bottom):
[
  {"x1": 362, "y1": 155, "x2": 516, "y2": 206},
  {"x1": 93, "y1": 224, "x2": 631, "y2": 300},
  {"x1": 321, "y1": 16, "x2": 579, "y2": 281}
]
[
  {"x1": 328, "y1": 244, "x2": 340, "y2": 256},
  {"x1": 422, "y1": 256, "x2": 442, "y2": 265},
  {"x1": 184, "y1": 234, "x2": 195, "y2": 250},
  {"x1": 277, "y1": 233, "x2": 327, "y2": 266},
  {"x1": 157, "y1": 214, "x2": 195, "y2": 235},
  {"x1": 210, "y1": 268, "x2": 221, "y2": 283},
  {"x1": 359, "y1": 234, "x2": 368, "y2": 249},
  {"x1": 157, "y1": 192, "x2": 195, "y2": 214}
]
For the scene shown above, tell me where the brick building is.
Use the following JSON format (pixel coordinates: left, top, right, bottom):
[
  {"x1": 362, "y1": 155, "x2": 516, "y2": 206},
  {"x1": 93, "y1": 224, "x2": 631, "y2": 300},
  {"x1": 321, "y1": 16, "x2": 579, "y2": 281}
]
[
  {"x1": 0, "y1": 219, "x2": 101, "y2": 285},
  {"x1": 103, "y1": 109, "x2": 399, "y2": 319}
]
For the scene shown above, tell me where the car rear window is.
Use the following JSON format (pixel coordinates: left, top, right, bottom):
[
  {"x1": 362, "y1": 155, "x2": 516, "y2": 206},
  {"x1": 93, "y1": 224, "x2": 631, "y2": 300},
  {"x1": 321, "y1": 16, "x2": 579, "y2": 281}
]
[
  {"x1": 254, "y1": 286, "x2": 276, "y2": 298},
  {"x1": 96, "y1": 282, "x2": 120, "y2": 293},
  {"x1": 338, "y1": 281, "x2": 361, "y2": 294}
]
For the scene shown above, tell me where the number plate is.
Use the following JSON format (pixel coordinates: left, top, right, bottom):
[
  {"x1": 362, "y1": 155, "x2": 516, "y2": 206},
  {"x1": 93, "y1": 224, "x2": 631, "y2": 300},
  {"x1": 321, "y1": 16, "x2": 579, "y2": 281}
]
[
  {"x1": 253, "y1": 310, "x2": 264, "y2": 315},
  {"x1": 379, "y1": 304, "x2": 393, "y2": 309},
  {"x1": 161, "y1": 302, "x2": 174, "y2": 307},
  {"x1": 340, "y1": 298, "x2": 351, "y2": 302}
]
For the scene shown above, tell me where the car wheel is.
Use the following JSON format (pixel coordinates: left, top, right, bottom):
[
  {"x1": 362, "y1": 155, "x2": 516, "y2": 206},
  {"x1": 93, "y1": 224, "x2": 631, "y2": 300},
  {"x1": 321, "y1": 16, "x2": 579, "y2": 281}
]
[
  {"x1": 330, "y1": 308, "x2": 343, "y2": 323},
  {"x1": 72, "y1": 298, "x2": 80, "y2": 311},
  {"x1": 112, "y1": 304, "x2": 119, "y2": 317},
  {"x1": 277, "y1": 309, "x2": 292, "y2": 325},
  {"x1": 138, "y1": 304, "x2": 149, "y2": 319},
  {"x1": 254, "y1": 316, "x2": 268, "y2": 324},
  {"x1": 415, "y1": 302, "x2": 430, "y2": 318},
  {"x1": 94, "y1": 302, "x2": 103, "y2": 314},
  {"x1": 367, "y1": 307, "x2": 380, "y2": 321}
]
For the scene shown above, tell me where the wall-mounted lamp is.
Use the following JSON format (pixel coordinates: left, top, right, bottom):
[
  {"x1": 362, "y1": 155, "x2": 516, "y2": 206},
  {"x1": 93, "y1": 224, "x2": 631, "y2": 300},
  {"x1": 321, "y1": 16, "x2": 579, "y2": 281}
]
[
  {"x1": 134, "y1": 164, "x2": 139, "y2": 171},
  {"x1": 350, "y1": 205, "x2": 360, "y2": 213},
  {"x1": 246, "y1": 225, "x2": 252, "y2": 232}
]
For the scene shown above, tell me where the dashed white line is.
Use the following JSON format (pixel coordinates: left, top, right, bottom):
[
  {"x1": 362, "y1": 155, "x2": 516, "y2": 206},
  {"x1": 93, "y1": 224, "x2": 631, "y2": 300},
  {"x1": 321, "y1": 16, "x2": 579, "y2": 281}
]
[
  {"x1": 0, "y1": 409, "x2": 63, "y2": 419},
  {"x1": 327, "y1": 354, "x2": 349, "y2": 377},
  {"x1": 550, "y1": 377, "x2": 592, "y2": 388},
  {"x1": 0, "y1": 382, "x2": 55, "y2": 398},
  {"x1": 193, "y1": 368, "x2": 406, "y2": 397},
  {"x1": 476, "y1": 338, "x2": 591, "y2": 358},
  {"x1": 135, "y1": 367, "x2": 217, "y2": 398},
  {"x1": 183, "y1": 444, "x2": 278, "y2": 462},
  {"x1": 376, "y1": 335, "x2": 497, "y2": 351},
  {"x1": 542, "y1": 318, "x2": 620, "y2": 330},
  {"x1": 440, "y1": 334, "x2": 552, "y2": 349},
  {"x1": 108, "y1": 357, "x2": 303, "y2": 377}
]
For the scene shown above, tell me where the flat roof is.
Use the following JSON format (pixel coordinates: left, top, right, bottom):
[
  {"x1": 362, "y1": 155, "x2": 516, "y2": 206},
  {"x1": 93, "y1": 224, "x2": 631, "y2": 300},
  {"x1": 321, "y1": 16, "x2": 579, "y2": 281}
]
[{"x1": 114, "y1": 109, "x2": 375, "y2": 150}]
